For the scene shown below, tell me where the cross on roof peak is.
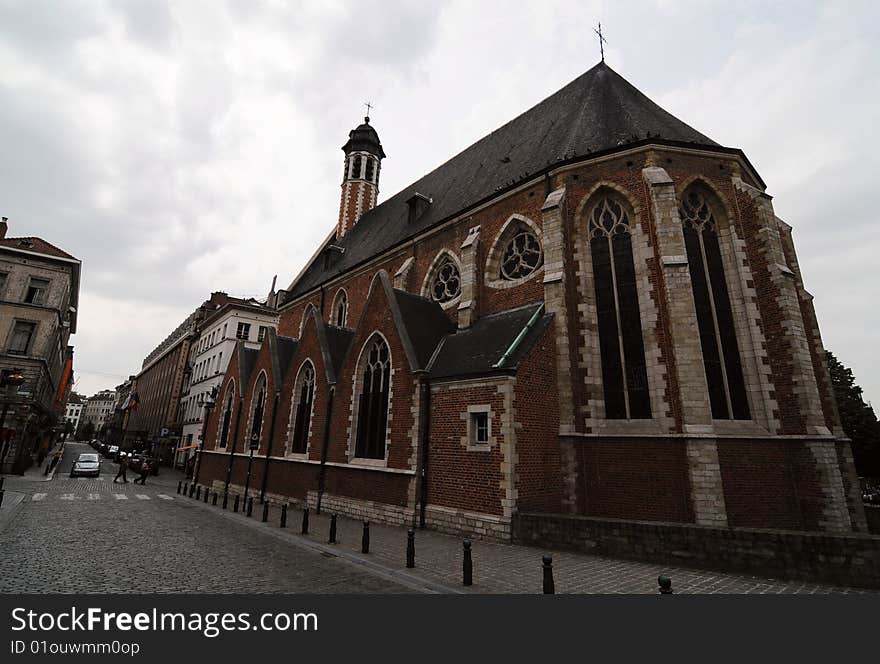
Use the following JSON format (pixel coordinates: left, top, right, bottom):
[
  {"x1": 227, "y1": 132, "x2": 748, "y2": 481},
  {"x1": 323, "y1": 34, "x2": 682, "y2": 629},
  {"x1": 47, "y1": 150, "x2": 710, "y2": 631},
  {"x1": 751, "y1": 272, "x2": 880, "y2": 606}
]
[
  {"x1": 594, "y1": 22, "x2": 608, "y2": 63},
  {"x1": 364, "y1": 100, "x2": 373, "y2": 120}
]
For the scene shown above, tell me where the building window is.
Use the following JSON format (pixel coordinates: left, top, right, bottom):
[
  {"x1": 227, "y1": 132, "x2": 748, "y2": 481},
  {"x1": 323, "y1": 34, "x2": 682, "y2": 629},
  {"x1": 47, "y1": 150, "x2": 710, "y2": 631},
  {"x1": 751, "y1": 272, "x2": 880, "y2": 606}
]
[
  {"x1": 365, "y1": 157, "x2": 375, "y2": 182},
  {"x1": 333, "y1": 290, "x2": 348, "y2": 327},
  {"x1": 354, "y1": 337, "x2": 391, "y2": 460},
  {"x1": 258, "y1": 325, "x2": 269, "y2": 342},
  {"x1": 351, "y1": 155, "x2": 362, "y2": 179},
  {"x1": 589, "y1": 195, "x2": 651, "y2": 419},
  {"x1": 8, "y1": 321, "x2": 36, "y2": 355},
  {"x1": 250, "y1": 383, "x2": 265, "y2": 450},
  {"x1": 236, "y1": 322, "x2": 251, "y2": 340},
  {"x1": 222, "y1": 323, "x2": 227, "y2": 338},
  {"x1": 430, "y1": 257, "x2": 461, "y2": 303},
  {"x1": 290, "y1": 362, "x2": 315, "y2": 454},
  {"x1": 471, "y1": 411, "x2": 489, "y2": 445},
  {"x1": 0, "y1": 272, "x2": 7, "y2": 296},
  {"x1": 501, "y1": 230, "x2": 543, "y2": 280},
  {"x1": 680, "y1": 188, "x2": 750, "y2": 420},
  {"x1": 24, "y1": 277, "x2": 50, "y2": 305},
  {"x1": 218, "y1": 387, "x2": 234, "y2": 449}
]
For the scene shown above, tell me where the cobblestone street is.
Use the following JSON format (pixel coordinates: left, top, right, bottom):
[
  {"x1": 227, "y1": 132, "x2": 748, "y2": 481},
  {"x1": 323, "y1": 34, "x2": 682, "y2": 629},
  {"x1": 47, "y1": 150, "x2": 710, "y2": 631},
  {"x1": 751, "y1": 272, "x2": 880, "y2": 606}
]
[{"x1": 0, "y1": 443, "x2": 875, "y2": 594}]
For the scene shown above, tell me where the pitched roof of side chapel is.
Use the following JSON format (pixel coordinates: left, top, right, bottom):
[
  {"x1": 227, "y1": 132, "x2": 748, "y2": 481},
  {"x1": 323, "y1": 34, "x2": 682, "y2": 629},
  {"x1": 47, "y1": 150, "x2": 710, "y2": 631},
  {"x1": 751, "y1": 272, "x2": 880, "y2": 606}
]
[{"x1": 286, "y1": 61, "x2": 740, "y2": 301}]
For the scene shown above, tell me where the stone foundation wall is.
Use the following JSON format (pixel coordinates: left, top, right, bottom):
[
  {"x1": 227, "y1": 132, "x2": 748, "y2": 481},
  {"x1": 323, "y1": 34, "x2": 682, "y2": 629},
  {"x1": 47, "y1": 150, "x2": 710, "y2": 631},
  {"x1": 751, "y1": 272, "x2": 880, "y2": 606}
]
[{"x1": 514, "y1": 512, "x2": 880, "y2": 588}]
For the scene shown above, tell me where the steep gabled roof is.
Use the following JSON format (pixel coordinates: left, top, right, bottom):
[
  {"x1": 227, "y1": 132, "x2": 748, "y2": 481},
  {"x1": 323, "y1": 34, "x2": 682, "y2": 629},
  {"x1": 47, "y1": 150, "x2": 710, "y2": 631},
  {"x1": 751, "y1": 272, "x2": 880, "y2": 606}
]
[
  {"x1": 287, "y1": 61, "x2": 724, "y2": 301},
  {"x1": 276, "y1": 335, "x2": 298, "y2": 380},
  {"x1": 0, "y1": 236, "x2": 78, "y2": 261},
  {"x1": 392, "y1": 289, "x2": 454, "y2": 369},
  {"x1": 324, "y1": 324, "x2": 355, "y2": 381}
]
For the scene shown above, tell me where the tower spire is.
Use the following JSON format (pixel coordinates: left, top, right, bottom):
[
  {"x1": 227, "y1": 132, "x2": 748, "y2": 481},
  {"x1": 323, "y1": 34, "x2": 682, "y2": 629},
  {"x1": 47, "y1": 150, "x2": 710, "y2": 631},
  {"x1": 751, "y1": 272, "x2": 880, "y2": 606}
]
[{"x1": 337, "y1": 115, "x2": 385, "y2": 239}]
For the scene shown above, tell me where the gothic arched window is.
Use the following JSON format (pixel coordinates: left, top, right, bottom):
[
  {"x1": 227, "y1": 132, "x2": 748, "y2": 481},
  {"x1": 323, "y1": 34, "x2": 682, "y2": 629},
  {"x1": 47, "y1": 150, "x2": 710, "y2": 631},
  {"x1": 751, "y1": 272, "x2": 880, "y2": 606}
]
[
  {"x1": 290, "y1": 362, "x2": 315, "y2": 454},
  {"x1": 354, "y1": 336, "x2": 391, "y2": 460},
  {"x1": 218, "y1": 383, "x2": 234, "y2": 449},
  {"x1": 249, "y1": 375, "x2": 267, "y2": 451},
  {"x1": 589, "y1": 195, "x2": 651, "y2": 419},
  {"x1": 333, "y1": 290, "x2": 348, "y2": 327},
  {"x1": 501, "y1": 229, "x2": 543, "y2": 280},
  {"x1": 680, "y1": 188, "x2": 750, "y2": 420},
  {"x1": 430, "y1": 257, "x2": 461, "y2": 303}
]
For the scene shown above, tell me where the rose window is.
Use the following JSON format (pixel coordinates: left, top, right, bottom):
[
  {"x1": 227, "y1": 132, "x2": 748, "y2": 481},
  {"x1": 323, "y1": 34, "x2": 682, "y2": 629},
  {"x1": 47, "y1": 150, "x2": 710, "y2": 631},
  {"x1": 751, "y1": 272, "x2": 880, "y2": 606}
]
[
  {"x1": 431, "y1": 259, "x2": 461, "y2": 303},
  {"x1": 501, "y1": 231, "x2": 542, "y2": 280}
]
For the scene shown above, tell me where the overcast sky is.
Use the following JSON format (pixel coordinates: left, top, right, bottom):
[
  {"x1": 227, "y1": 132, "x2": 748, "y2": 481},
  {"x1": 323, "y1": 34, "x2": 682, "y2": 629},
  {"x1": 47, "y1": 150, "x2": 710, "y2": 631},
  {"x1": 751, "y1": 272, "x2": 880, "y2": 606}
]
[{"x1": 1, "y1": 0, "x2": 878, "y2": 406}]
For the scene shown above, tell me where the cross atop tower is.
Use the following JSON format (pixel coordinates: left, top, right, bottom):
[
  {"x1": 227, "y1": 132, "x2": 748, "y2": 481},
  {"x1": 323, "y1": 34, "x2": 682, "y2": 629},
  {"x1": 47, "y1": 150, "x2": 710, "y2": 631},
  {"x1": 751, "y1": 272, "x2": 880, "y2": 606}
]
[
  {"x1": 364, "y1": 100, "x2": 373, "y2": 120},
  {"x1": 594, "y1": 22, "x2": 607, "y2": 62}
]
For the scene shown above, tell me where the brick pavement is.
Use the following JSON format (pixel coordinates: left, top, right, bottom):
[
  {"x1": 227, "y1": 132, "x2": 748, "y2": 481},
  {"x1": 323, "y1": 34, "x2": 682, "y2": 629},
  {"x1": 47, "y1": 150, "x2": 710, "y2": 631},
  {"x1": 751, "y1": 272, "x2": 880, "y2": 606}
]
[{"x1": 182, "y1": 488, "x2": 876, "y2": 594}]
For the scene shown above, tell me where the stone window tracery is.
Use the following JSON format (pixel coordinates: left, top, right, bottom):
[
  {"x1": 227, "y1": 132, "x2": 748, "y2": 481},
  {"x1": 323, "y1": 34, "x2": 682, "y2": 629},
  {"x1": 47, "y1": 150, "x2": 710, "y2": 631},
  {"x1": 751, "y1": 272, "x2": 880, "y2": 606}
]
[
  {"x1": 680, "y1": 187, "x2": 750, "y2": 420},
  {"x1": 289, "y1": 362, "x2": 315, "y2": 454},
  {"x1": 430, "y1": 258, "x2": 461, "y2": 303},
  {"x1": 500, "y1": 230, "x2": 542, "y2": 280},
  {"x1": 589, "y1": 195, "x2": 651, "y2": 419},
  {"x1": 354, "y1": 336, "x2": 391, "y2": 460}
]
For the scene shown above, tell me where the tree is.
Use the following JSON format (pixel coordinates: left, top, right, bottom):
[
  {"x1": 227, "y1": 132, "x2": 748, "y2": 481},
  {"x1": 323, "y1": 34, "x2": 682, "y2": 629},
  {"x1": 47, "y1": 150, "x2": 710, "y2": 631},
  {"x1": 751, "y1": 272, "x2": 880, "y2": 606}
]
[
  {"x1": 827, "y1": 351, "x2": 880, "y2": 477},
  {"x1": 77, "y1": 420, "x2": 95, "y2": 442}
]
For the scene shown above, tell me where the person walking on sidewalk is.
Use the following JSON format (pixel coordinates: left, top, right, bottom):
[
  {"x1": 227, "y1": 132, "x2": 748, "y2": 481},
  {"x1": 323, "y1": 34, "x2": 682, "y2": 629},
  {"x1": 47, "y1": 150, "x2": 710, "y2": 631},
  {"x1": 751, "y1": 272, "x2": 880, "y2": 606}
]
[
  {"x1": 133, "y1": 459, "x2": 150, "y2": 485},
  {"x1": 113, "y1": 453, "x2": 129, "y2": 483}
]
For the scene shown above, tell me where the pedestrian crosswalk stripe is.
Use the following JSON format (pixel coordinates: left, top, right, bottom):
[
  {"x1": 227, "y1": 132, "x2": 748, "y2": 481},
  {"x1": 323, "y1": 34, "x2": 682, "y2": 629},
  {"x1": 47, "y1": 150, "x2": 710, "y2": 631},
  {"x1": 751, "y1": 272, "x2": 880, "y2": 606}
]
[
  {"x1": 32, "y1": 493, "x2": 47, "y2": 501},
  {"x1": 60, "y1": 493, "x2": 76, "y2": 500},
  {"x1": 157, "y1": 494, "x2": 173, "y2": 501},
  {"x1": 113, "y1": 494, "x2": 128, "y2": 500},
  {"x1": 135, "y1": 494, "x2": 150, "y2": 500},
  {"x1": 96, "y1": 476, "x2": 105, "y2": 481},
  {"x1": 88, "y1": 494, "x2": 101, "y2": 500}
]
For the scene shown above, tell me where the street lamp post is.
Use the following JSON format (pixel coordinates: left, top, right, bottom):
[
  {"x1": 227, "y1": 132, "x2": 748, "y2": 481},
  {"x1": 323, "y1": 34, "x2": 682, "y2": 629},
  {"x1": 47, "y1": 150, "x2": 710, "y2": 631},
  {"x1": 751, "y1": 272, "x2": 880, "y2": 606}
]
[
  {"x1": 0, "y1": 368, "x2": 26, "y2": 474},
  {"x1": 193, "y1": 386, "x2": 217, "y2": 487},
  {"x1": 243, "y1": 432, "x2": 258, "y2": 500}
]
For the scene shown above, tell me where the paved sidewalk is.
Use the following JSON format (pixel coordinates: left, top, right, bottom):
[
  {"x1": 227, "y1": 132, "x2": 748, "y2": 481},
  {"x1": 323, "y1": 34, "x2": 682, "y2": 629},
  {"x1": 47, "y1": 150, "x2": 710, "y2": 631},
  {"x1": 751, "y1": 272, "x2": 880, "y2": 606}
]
[{"x1": 180, "y1": 488, "x2": 876, "y2": 594}]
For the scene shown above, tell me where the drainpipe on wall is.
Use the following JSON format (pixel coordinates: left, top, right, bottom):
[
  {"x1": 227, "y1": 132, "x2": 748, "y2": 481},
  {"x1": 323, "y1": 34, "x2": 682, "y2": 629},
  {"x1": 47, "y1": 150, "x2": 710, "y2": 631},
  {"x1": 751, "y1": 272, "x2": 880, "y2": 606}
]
[
  {"x1": 223, "y1": 399, "x2": 243, "y2": 495},
  {"x1": 316, "y1": 386, "x2": 334, "y2": 513},
  {"x1": 416, "y1": 376, "x2": 431, "y2": 529},
  {"x1": 259, "y1": 391, "x2": 280, "y2": 504}
]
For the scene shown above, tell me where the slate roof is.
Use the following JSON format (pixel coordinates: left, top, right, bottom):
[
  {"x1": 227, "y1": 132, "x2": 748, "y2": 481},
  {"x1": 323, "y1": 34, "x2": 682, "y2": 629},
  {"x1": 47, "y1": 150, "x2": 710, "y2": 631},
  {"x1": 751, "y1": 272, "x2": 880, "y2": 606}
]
[
  {"x1": 276, "y1": 336, "x2": 298, "y2": 380},
  {"x1": 0, "y1": 236, "x2": 78, "y2": 261},
  {"x1": 429, "y1": 303, "x2": 553, "y2": 380},
  {"x1": 323, "y1": 325, "x2": 355, "y2": 379},
  {"x1": 392, "y1": 290, "x2": 455, "y2": 370},
  {"x1": 239, "y1": 347, "x2": 260, "y2": 386},
  {"x1": 286, "y1": 61, "x2": 726, "y2": 301}
]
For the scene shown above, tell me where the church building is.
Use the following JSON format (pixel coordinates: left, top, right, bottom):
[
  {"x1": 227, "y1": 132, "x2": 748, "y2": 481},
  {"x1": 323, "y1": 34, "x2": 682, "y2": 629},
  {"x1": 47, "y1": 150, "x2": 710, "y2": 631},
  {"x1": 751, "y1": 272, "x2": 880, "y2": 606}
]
[{"x1": 197, "y1": 61, "x2": 866, "y2": 544}]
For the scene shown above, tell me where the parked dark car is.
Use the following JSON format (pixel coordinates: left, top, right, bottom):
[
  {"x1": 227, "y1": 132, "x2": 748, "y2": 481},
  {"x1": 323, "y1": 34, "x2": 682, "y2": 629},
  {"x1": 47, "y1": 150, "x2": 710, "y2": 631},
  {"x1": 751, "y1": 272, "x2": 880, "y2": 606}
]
[{"x1": 70, "y1": 453, "x2": 101, "y2": 478}]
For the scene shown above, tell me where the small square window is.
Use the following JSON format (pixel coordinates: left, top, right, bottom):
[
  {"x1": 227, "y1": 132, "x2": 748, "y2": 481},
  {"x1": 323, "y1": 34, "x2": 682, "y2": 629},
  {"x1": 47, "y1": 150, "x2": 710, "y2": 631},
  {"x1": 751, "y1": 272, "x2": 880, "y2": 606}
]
[
  {"x1": 470, "y1": 411, "x2": 489, "y2": 446},
  {"x1": 236, "y1": 322, "x2": 251, "y2": 340},
  {"x1": 24, "y1": 277, "x2": 50, "y2": 305}
]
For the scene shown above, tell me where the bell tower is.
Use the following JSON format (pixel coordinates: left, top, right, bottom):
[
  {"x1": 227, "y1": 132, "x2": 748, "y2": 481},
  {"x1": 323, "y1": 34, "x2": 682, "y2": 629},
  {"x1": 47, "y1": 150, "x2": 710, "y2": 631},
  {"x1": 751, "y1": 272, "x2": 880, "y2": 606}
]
[{"x1": 337, "y1": 116, "x2": 385, "y2": 238}]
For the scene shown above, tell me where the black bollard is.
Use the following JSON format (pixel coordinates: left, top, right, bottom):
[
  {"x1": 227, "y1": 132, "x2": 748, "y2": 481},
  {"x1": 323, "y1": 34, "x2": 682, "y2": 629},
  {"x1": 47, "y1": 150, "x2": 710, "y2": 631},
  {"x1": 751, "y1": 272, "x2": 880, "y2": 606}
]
[
  {"x1": 301, "y1": 506, "x2": 310, "y2": 535},
  {"x1": 262, "y1": 501, "x2": 269, "y2": 523},
  {"x1": 212, "y1": 492, "x2": 218, "y2": 506},
  {"x1": 361, "y1": 521, "x2": 370, "y2": 554},
  {"x1": 182, "y1": 482, "x2": 188, "y2": 496},
  {"x1": 246, "y1": 496, "x2": 253, "y2": 517},
  {"x1": 280, "y1": 504, "x2": 287, "y2": 528},
  {"x1": 406, "y1": 528, "x2": 415, "y2": 568},
  {"x1": 233, "y1": 495, "x2": 240, "y2": 513},
  {"x1": 196, "y1": 486, "x2": 201, "y2": 501},
  {"x1": 177, "y1": 480, "x2": 182, "y2": 495},
  {"x1": 0, "y1": 477, "x2": 4, "y2": 490},
  {"x1": 328, "y1": 514, "x2": 337, "y2": 544},
  {"x1": 189, "y1": 483, "x2": 195, "y2": 498},
  {"x1": 0, "y1": 489, "x2": 4, "y2": 508},
  {"x1": 203, "y1": 487, "x2": 208, "y2": 503},
  {"x1": 542, "y1": 555, "x2": 555, "y2": 594},
  {"x1": 658, "y1": 575, "x2": 673, "y2": 595},
  {"x1": 463, "y1": 540, "x2": 473, "y2": 586},
  {"x1": 222, "y1": 492, "x2": 228, "y2": 510}
]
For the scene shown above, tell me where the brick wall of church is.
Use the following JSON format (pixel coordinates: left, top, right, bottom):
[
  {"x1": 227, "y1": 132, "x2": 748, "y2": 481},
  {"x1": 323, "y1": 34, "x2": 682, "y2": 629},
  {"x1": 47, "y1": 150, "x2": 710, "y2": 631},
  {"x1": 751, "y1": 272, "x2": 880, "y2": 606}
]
[
  {"x1": 513, "y1": 322, "x2": 564, "y2": 513},
  {"x1": 565, "y1": 437, "x2": 694, "y2": 523}
]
